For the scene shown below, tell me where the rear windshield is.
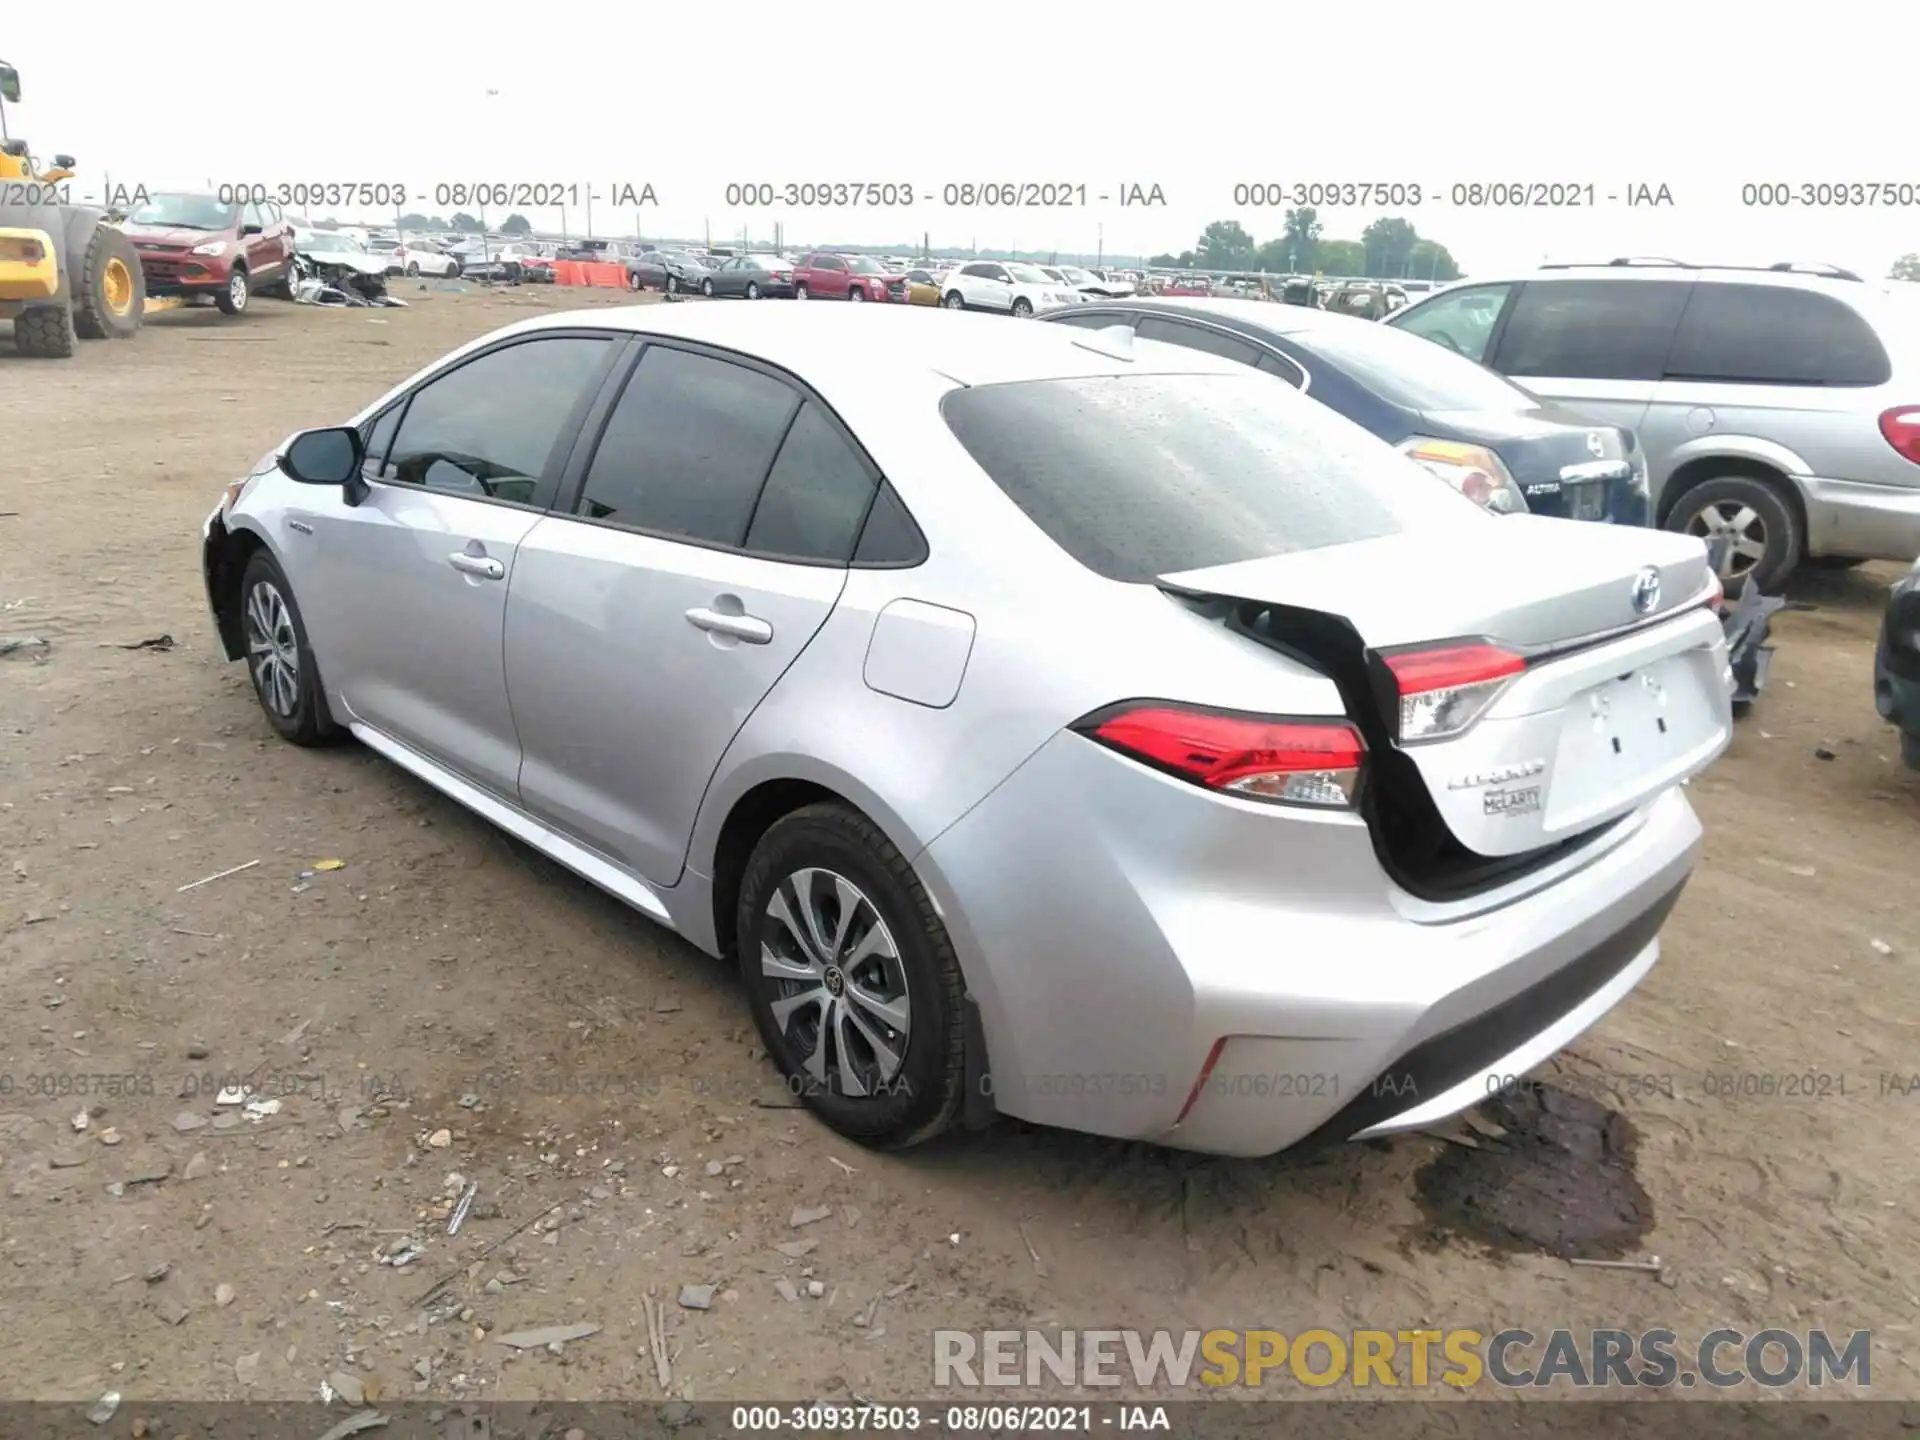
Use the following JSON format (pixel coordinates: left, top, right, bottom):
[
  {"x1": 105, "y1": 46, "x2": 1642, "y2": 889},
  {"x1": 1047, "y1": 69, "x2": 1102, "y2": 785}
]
[
  {"x1": 1291, "y1": 317, "x2": 1539, "y2": 412},
  {"x1": 941, "y1": 373, "x2": 1485, "y2": 583}
]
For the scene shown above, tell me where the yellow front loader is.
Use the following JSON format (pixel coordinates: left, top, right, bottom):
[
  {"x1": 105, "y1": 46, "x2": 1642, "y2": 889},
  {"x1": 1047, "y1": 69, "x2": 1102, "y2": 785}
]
[{"x1": 0, "y1": 59, "x2": 144, "y2": 357}]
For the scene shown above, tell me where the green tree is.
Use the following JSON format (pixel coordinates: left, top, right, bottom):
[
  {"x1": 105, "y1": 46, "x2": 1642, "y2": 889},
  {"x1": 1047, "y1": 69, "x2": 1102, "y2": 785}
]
[
  {"x1": 1406, "y1": 239, "x2": 1462, "y2": 282},
  {"x1": 1360, "y1": 216, "x2": 1420, "y2": 277},
  {"x1": 1316, "y1": 238, "x2": 1365, "y2": 276},
  {"x1": 451, "y1": 211, "x2": 484, "y2": 232},
  {"x1": 1281, "y1": 207, "x2": 1322, "y2": 272},
  {"x1": 1195, "y1": 220, "x2": 1257, "y2": 271},
  {"x1": 501, "y1": 213, "x2": 533, "y2": 236},
  {"x1": 1254, "y1": 238, "x2": 1293, "y2": 272},
  {"x1": 1891, "y1": 253, "x2": 1920, "y2": 281}
]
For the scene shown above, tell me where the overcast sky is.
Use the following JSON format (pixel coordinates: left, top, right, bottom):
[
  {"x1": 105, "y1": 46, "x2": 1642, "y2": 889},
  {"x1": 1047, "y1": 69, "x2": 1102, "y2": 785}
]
[{"x1": 7, "y1": 1, "x2": 1914, "y2": 275}]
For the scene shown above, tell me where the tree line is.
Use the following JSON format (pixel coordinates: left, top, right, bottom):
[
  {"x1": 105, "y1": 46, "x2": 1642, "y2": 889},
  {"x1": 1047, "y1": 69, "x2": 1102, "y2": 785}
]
[{"x1": 1148, "y1": 209, "x2": 1462, "y2": 279}]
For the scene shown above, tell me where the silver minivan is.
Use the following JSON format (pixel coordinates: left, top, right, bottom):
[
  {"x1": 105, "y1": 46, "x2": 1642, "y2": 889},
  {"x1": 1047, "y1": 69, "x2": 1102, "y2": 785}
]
[{"x1": 1387, "y1": 260, "x2": 1920, "y2": 590}]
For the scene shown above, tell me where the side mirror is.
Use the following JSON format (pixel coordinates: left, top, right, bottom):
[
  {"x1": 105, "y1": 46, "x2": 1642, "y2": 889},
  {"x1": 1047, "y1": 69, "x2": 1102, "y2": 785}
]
[
  {"x1": 278, "y1": 427, "x2": 364, "y2": 486},
  {"x1": 240, "y1": 223, "x2": 263, "y2": 236},
  {"x1": 52, "y1": 153, "x2": 75, "y2": 170},
  {"x1": 0, "y1": 139, "x2": 25, "y2": 158}
]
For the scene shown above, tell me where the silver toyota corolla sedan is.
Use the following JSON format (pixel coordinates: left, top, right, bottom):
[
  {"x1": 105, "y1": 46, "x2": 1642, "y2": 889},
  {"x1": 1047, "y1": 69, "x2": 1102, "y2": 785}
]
[{"x1": 200, "y1": 303, "x2": 1734, "y2": 1156}]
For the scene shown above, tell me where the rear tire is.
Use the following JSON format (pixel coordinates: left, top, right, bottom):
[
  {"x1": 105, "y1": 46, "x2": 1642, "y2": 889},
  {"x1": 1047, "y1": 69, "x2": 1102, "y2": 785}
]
[
  {"x1": 745, "y1": 281, "x2": 761, "y2": 300},
  {"x1": 702, "y1": 277, "x2": 715, "y2": 297},
  {"x1": 795, "y1": 282, "x2": 809, "y2": 300},
  {"x1": 14, "y1": 303, "x2": 75, "y2": 357},
  {"x1": 1663, "y1": 473, "x2": 1800, "y2": 595},
  {"x1": 1011, "y1": 297, "x2": 1033, "y2": 318},
  {"x1": 737, "y1": 803, "x2": 967, "y2": 1149},
  {"x1": 216, "y1": 267, "x2": 250, "y2": 316},
  {"x1": 238, "y1": 552, "x2": 344, "y2": 747},
  {"x1": 943, "y1": 290, "x2": 965, "y2": 309},
  {"x1": 72, "y1": 226, "x2": 145, "y2": 340},
  {"x1": 405, "y1": 262, "x2": 420, "y2": 277}
]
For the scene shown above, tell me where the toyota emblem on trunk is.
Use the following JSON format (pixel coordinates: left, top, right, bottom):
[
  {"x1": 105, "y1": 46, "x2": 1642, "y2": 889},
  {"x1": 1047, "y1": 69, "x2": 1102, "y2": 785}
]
[
  {"x1": 1586, "y1": 431, "x2": 1606, "y2": 458},
  {"x1": 1630, "y1": 567, "x2": 1662, "y2": 614}
]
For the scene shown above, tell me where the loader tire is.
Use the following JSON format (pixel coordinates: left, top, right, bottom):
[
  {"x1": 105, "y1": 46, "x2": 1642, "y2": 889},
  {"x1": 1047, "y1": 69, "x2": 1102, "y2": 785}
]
[
  {"x1": 15, "y1": 304, "x2": 75, "y2": 358},
  {"x1": 72, "y1": 226, "x2": 145, "y2": 340}
]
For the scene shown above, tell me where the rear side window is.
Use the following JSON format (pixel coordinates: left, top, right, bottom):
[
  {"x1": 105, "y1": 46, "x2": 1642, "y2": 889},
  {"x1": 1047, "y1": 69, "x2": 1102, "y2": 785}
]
[
  {"x1": 578, "y1": 346, "x2": 799, "y2": 545},
  {"x1": 742, "y1": 402, "x2": 877, "y2": 562},
  {"x1": 1664, "y1": 283, "x2": 1892, "y2": 386},
  {"x1": 1134, "y1": 317, "x2": 1264, "y2": 368},
  {"x1": 1493, "y1": 280, "x2": 1690, "y2": 381},
  {"x1": 941, "y1": 373, "x2": 1483, "y2": 584}
]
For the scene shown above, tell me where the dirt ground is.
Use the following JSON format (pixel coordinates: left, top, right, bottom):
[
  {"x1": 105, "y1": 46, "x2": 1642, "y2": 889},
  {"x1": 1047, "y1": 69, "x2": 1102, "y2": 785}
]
[{"x1": 3, "y1": 286, "x2": 1918, "y2": 1414}]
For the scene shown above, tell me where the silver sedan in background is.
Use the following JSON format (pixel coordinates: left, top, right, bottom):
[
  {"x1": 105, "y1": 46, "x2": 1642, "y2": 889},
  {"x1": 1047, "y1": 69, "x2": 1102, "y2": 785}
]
[{"x1": 200, "y1": 305, "x2": 1733, "y2": 1156}]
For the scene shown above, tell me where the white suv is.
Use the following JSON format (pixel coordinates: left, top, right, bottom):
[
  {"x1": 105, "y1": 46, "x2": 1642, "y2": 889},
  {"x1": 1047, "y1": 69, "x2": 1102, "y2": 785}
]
[{"x1": 940, "y1": 260, "x2": 1085, "y2": 317}]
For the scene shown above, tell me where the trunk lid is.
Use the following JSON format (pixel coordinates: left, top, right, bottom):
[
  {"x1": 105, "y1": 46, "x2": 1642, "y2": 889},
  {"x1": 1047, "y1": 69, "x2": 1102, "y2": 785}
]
[{"x1": 1160, "y1": 517, "x2": 1732, "y2": 865}]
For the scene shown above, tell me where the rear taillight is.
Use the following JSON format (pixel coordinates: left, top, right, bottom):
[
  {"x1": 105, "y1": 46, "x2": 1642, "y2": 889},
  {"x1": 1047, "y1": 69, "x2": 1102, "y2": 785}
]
[
  {"x1": 1879, "y1": 406, "x2": 1920, "y2": 465},
  {"x1": 1398, "y1": 437, "x2": 1528, "y2": 514},
  {"x1": 1383, "y1": 643, "x2": 1525, "y2": 743},
  {"x1": 1074, "y1": 703, "x2": 1365, "y2": 808}
]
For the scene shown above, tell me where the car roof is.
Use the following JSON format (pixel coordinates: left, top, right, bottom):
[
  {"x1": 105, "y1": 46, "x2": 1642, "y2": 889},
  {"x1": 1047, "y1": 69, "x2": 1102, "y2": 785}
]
[
  {"x1": 1447, "y1": 262, "x2": 1871, "y2": 297},
  {"x1": 498, "y1": 301, "x2": 1250, "y2": 388}
]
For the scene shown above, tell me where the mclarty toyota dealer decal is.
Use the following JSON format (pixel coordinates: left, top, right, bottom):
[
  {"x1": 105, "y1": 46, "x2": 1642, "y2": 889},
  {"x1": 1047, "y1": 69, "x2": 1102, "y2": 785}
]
[{"x1": 933, "y1": 1328, "x2": 1872, "y2": 1390}]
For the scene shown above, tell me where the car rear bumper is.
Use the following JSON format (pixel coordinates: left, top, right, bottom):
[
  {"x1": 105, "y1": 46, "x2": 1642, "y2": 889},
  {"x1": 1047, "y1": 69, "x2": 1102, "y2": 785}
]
[
  {"x1": 1800, "y1": 474, "x2": 1920, "y2": 562},
  {"x1": 917, "y1": 730, "x2": 1702, "y2": 1157}
]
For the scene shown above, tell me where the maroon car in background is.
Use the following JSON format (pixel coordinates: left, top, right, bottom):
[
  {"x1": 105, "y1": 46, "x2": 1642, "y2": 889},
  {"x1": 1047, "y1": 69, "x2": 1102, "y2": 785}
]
[
  {"x1": 120, "y1": 192, "x2": 297, "y2": 315},
  {"x1": 791, "y1": 251, "x2": 906, "y2": 302}
]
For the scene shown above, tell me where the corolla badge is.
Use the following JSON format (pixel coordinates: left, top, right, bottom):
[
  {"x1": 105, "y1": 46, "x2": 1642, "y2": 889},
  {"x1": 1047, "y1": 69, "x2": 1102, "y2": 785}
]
[
  {"x1": 1630, "y1": 566, "x2": 1662, "y2": 614},
  {"x1": 1586, "y1": 431, "x2": 1607, "y2": 458}
]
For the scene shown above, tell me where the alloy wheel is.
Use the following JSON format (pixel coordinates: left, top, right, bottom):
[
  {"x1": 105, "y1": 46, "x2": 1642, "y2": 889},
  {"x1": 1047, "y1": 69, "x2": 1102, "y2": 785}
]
[
  {"x1": 1686, "y1": 499, "x2": 1768, "y2": 582},
  {"x1": 245, "y1": 581, "x2": 300, "y2": 717},
  {"x1": 760, "y1": 867, "x2": 910, "y2": 1098},
  {"x1": 228, "y1": 272, "x2": 248, "y2": 310}
]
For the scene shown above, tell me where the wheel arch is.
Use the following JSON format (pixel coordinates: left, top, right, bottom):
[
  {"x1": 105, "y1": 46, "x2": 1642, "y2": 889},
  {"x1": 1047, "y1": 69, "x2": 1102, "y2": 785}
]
[
  {"x1": 693, "y1": 758, "x2": 930, "y2": 963},
  {"x1": 203, "y1": 514, "x2": 277, "y2": 661},
  {"x1": 1656, "y1": 449, "x2": 1810, "y2": 549}
]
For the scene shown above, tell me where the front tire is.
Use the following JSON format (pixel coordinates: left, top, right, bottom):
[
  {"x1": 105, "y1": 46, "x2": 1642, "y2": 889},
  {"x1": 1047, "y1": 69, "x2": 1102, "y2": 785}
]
[
  {"x1": 216, "y1": 267, "x2": 250, "y2": 316},
  {"x1": 238, "y1": 552, "x2": 343, "y2": 747},
  {"x1": 405, "y1": 262, "x2": 420, "y2": 277},
  {"x1": 737, "y1": 803, "x2": 967, "y2": 1149},
  {"x1": 848, "y1": 287, "x2": 865, "y2": 303},
  {"x1": 943, "y1": 290, "x2": 965, "y2": 310},
  {"x1": 702, "y1": 277, "x2": 715, "y2": 297},
  {"x1": 745, "y1": 281, "x2": 761, "y2": 300},
  {"x1": 1011, "y1": 297, "x2": 1033, "y2": 318},
  {"x1": 1665, "y1": 473, "x2": 1801, "y2": 594},
  {"x1": 795, "y1": 282, "x2": 809, "y2": 300},
  {"x1": 72, "y1": 226, "x2": 145, "y2": 340}
]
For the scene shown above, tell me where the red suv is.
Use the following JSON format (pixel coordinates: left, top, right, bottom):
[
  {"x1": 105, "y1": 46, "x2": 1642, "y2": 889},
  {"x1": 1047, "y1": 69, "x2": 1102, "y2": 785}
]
[
  {"x1": 120, "y1": 192, "x2": 297, "y2": 315},
  {"x1": 792, "y1": 252, "x2": 906, "y2": 302}
]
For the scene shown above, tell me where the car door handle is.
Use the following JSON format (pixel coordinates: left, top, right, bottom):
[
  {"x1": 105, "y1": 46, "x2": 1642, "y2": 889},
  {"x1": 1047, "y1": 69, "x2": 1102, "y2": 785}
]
[
  {"x1": 448, "y1": 552, "x2": 505, "y2": 580},
  {"x1": 685, "y1": 607, "x2": 773, "y2": 644}
]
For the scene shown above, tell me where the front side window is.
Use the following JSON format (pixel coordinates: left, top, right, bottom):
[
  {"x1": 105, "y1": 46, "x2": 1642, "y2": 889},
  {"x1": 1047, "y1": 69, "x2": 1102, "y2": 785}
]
[
  {"x1": 1392, "y1": 283, "x2": 1514, "y2": 363},
  {"x1": 384, "y1": 337, "x2": 611, "y2": 504}
]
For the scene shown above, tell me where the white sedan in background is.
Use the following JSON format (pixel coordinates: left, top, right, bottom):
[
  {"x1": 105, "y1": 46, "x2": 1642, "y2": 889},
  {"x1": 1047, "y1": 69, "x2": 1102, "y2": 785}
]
[
  {"x1": 940, "y1": 260, "x2": 1085, "y2": 316},
  {"x1": 391, "y1": 241, "x2": 462, "y2": 277}
]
